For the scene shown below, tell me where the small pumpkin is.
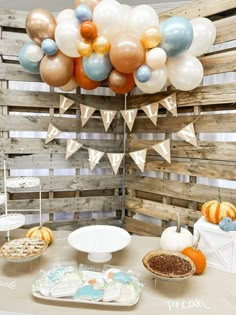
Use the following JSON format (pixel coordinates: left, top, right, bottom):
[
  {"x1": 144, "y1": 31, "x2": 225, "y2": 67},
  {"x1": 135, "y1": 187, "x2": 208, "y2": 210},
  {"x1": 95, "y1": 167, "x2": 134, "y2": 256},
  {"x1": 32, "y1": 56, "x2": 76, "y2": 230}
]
[
  {"x1": 201, "y1": 200, "x2": 236, "y2": 224},
  {"x1": 160, "y1": 213, "x2": 193, "y2": 252},
  {"x1": 26, "y1": 226, "x2": 53, "y2": 245}
]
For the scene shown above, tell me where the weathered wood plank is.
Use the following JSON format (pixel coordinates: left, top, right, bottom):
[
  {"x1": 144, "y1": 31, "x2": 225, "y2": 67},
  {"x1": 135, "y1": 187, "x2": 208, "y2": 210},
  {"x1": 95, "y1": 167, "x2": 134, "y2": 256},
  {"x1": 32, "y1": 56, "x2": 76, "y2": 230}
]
[
  {"x1": 123, "y1": 216, "x2": 163, "y2": 237},
  {"x1": 126, "y1": 175, "x2": 236, "y2": 205},
  {"x1": 200, "y1": 50, "x2": 236, "y2": 75},
  {"x1": 215, "y1": 15, "x2": 236, "y2": 44},
  {"x1": 0, "y1": 10, "x2": 27, "y2": 28},
  {"x1": 128, "y1": 139, "x2": 236, "y2": 162},
  {"x1": 125, "y1": 197, "x2": 201, "y2": 227},
  {"x1": 160, "y1": 0, "x2": 236, "y2": 19}
]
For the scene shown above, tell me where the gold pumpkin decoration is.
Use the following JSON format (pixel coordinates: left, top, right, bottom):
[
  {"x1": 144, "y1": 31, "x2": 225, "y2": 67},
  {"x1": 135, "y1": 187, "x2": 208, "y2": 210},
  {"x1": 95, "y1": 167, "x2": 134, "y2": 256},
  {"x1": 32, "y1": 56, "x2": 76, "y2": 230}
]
[
  {"x1": 201, "y1": 200, "x2": 236, "y2": 224},
  {"x1": 25, "y1": 226, "x2": 53, "y2": 245}
]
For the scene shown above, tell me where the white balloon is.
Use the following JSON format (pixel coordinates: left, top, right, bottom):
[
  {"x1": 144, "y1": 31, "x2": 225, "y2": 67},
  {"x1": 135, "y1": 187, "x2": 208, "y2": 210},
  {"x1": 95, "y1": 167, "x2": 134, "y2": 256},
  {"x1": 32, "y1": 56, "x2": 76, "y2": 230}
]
[
  {"x1": 25, "y1": 43, "x2": 44, "y2": 62},
  {"x1": 59, "y1": 76, "x2": 78, "y2": 92},
  {"x1": 146, "y1": 47, "x2": 167, "y2": 70},
  {"x1": 92, "y1": 0, "x2": 125, "y2": 41},
  {"x1": 121, "y1": 4, "x2": 132, "y2": 33},
  {"x1": 55, "y1": 20, "x2": 81, "y2": 58},
  {"x1": 188, "y1": 17, "x2": 216, "y2": 57},
  {"x1": 127, "y1": 5, "x2": 159, "y2": 39},
  {"x1": 56, "y1": 9, "x2": 76, "y2": 24},
  {"x1": 167, "y1": 53, "x2": 204, "y2": 91},
  {"x1": 134, "y1": 65, "x2": 168, "y2": 94}
]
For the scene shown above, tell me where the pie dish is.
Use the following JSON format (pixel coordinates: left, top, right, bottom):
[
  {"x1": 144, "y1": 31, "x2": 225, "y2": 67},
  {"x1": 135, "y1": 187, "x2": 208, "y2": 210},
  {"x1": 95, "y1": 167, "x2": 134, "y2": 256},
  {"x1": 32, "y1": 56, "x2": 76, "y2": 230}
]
[
  {"x1": 142, "y1": 250, "x2": 196, "y2": 281},
  {"x1": 0, "y1": 237, "x2": 48, "y2": 263}
]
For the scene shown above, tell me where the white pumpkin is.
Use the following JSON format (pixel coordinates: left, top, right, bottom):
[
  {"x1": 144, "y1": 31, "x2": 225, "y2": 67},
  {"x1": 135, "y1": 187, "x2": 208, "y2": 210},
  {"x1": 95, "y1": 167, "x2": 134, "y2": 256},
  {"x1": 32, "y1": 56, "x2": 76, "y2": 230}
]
[{"x1": 160, "y1": 213, "x2": 193, "y2": 251}]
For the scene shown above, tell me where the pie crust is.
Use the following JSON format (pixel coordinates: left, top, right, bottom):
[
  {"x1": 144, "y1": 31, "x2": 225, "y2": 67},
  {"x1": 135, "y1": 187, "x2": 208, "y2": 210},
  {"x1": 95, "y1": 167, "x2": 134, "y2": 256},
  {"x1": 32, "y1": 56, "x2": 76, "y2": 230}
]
[
  {"x1": 142, "y1": 250, "x2": 196, "y2": 279},
  {"x1": 0, "y1": 237, "x2": 48, "y2": 262}
]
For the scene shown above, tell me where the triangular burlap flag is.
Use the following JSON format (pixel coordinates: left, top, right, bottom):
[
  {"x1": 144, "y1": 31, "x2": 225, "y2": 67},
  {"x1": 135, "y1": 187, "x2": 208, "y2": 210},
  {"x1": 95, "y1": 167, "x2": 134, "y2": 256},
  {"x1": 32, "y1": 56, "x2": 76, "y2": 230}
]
[
  {"x1": 88, "y1": 148, "x2": 105, "y2": 170},
  {"x1": 120, "y1": 109, "x2": 138, "y2": 132},
  {"x1": 45, "y1": 123, "x2": 62, "y2": 144},
  {"x1": 59, "y1": 95, "x2": 75, "y2": 115},
  {"x1": 129, "y1": 149, "x2": 147, "y2": 172},
  {"x1": 176, "y1": 122, "x2": 198, "y2": 147},
  {"x1": 80, "y1": 104, "x2": 96, "y2": 127},
  {"x1": 65, "y1": 139, "x2": 83, "y2": 160},
  {"x1": 100, "y1": 110, "x2": 117, "y2": 132},
  {"x1": 159, "y1": 93, "x2": 177, "y2": 116},
  {"x1": 107, "y1": 153, "x2": 124, "y2": 174},
  {"x1": 152, "y1": 139, "x2": 171, "y2": 163},
  {"x1": 141, "y1": 102, "x2": 159, "y2": 126}
]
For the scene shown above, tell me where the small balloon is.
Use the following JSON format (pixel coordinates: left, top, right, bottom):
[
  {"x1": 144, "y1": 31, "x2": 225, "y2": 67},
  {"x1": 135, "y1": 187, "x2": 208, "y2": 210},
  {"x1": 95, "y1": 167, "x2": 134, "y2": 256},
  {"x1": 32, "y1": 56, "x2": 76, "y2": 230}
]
[
  {"x1": 25, "y1": 8, "x2": 57, "y2": 46},
  {"x1": 135, "y1": 65, "x2": 152, "y2": 83},
  {"x1": 41, "y1": 39, "x2": 58, "y2": 56},
  {"x1": 146, "y1": 47, "x2": 167, "y2": 70},
  {"x1": 77, "y1": 39, "x2": 93, "y2": 57},
  {"x1": 74, "y1": 0, "x2": 101, "y2": 11},
  {"x1": 108, "y1": 72, "x2": 135, "y2": 95},
  {"x1": 75, "y1": 4, "x2": 92, "y2": 22},
  {"x1": 83, "y1": 52, "x2": 113, "y2": 81},
  {"x1": 93, "y1": 36, "x2": 110, "y2": 54},
  {"x1": 40, "y1": 51, "x2": 74, "y2": 87},
  {"x1": 59, "y1": 76, "x2": 78, "y2": 92},
  {"x1": 74, "y1": 57, "x2": 101, "y2": 90},
  {"x1": 160, "y1": 16, "x2": 193, "y2": 57},
  {"x1": 19, "y1": 42, "x2": 41, "y2": 74},
  {"x1": 24, "y1": 42, "x2": 44, "y2": 62},
  {"x1": 109, "y1": 69, "x2": 126, "y2": 88},
  {"x1": 110, "y1": 33, "x2": 145, "y2": 74},
  {"x1": 141, "y1": 26, "x2": 161, "y2": 49},
  {"x1": 80, "y1": 21, "x2": 97, "y2": 41}
]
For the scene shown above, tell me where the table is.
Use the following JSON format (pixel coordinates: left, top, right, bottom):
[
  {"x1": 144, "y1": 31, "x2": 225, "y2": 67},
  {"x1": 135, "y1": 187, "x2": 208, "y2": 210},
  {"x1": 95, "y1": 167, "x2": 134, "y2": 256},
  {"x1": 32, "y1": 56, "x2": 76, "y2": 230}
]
[{"x1": 0, "y1": 229, "x2": 235, "y2": 315}]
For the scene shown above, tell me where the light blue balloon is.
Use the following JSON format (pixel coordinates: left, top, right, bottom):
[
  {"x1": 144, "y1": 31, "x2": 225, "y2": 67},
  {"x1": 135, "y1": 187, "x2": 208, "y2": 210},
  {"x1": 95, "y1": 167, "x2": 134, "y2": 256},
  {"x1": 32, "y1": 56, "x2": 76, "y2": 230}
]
[
  {"x1": 83, "y1": 53, "x2": 113, "y2": 81},
  {"x1": 135, "y1": 65, "x2": 152, "y2": 83},
  {"x1": 41, "y1": 39, "x2": 58, "y2": 56},
  {"x1": 75, "y1": 4, "x2": 92, "y2": 23},
  {"x1": 19, "y1": 42, "x2": 40, "y2": 74},
  {"x1": 160, "y1": 17, "x2": 193, "y2": 57}
]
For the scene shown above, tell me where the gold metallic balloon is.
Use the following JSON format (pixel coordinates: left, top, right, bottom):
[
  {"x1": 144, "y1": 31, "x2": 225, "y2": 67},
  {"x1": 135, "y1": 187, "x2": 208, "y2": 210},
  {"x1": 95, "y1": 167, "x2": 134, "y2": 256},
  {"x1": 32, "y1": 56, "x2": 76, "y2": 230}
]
[
  {"x1": 40, "y1": 51, "x2": 74, "y2": 87},
  {"x1": 109, "y1": 70, "x2": 126, "y2": 88},
  {"x1": 141, "y1": 26, "x2": 161, "y2": 49},
  {"x1": 25, "y1": 8, "x2": 57, "y2": 46},
  {"x1": 77, "y1": 40, "x2": 93, "y2": 57},
  {"x1": 92, "y1": 35, "x2": 110, "y2": 55}
]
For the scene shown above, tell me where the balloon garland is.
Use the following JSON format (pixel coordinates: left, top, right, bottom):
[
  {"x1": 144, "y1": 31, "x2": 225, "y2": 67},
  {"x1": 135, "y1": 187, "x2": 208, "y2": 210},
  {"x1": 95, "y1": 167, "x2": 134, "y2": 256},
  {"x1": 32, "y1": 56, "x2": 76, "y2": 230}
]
[{"x1": 19, "y1": 0, "x2": 216, "y2": 94}]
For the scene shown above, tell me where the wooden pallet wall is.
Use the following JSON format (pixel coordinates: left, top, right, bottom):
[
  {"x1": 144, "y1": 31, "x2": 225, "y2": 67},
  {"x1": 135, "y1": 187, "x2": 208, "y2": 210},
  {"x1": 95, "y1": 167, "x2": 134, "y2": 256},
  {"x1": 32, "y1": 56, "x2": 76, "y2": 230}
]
[{"x1": 124, "y1": 0, "x2": 236, "y2": 236}]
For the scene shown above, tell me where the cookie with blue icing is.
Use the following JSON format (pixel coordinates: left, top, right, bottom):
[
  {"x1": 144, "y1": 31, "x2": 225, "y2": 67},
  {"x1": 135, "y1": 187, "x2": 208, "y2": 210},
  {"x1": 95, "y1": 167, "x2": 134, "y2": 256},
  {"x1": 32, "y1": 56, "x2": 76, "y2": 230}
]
[{"x1": 73, "y1": 285, "x2": 104, "y2": 301}]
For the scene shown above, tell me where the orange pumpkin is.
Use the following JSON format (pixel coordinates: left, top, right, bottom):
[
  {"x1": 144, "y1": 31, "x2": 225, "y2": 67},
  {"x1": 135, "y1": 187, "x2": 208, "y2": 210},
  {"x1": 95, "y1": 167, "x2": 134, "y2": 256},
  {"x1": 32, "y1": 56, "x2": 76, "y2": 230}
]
[
  {"x1": 182, "y1": 246, "x2": 206, "y2": 275},
  {"x1": 201, "y1": 200, "x2": 236, "y2": 224},
  {"x1": 26, "y1": 226, "x2": 53, "y2": 245}
]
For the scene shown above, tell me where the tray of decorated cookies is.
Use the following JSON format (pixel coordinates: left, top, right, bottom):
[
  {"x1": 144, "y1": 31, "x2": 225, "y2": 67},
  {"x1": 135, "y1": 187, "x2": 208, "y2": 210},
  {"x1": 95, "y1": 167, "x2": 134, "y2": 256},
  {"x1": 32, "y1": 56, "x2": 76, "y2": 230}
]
[{"x1": 32, "y1": 261, "x2": 142, "y2": 306}]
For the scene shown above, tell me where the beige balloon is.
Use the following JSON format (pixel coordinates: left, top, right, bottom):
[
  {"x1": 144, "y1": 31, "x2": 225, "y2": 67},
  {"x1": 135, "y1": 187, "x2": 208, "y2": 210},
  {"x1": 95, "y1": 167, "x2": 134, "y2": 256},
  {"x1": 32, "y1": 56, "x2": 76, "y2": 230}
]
[
  {"x1": 25, "y1": 8, "x2": 57, "y2": 46},
  {"x1": 40, "y1": 51, "x2": 74, "y2": 87}
]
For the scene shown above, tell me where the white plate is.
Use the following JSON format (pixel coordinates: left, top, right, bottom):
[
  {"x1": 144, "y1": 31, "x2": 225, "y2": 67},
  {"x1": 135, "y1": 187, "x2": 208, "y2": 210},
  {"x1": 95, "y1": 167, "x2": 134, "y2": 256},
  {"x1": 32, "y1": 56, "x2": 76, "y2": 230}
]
[
  {"x1": 33, "y1": 290, "x2": 139, "y2": 307},
  {"x1": 0, "y1": 213, "x2": 25, "y2": 231},
  {"x1": 68, "y1": 225, "x2": 131, "y2": 262}
]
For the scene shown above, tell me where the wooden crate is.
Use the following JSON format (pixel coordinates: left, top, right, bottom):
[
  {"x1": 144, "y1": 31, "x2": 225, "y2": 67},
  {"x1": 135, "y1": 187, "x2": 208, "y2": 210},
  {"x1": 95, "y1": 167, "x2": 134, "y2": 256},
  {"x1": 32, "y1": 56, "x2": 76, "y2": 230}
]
[{"x1": 0, "y1": 0, "x2": 236, "y2": 234}]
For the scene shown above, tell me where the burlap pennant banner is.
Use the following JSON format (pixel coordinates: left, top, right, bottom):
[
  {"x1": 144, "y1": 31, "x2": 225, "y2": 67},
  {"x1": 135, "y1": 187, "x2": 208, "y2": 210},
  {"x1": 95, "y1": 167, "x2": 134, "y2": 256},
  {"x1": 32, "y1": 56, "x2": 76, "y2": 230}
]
[
  {"x1": 159, "y1": 93, "x2": 177, "y2": 117},
  {"x1": 88, "y1": 148, "x2": 105, "y2": 170},
  {"x1": 80, "y1": 104, "x2": 96, "y2": 127},
  {"x1": 65, "y1": 139, "x2": 83, "y2": 160},
  {"x1": 100, "y1": 110, "x2": 117, "y2": 132},
  {"x1": 59, "y1": 95, "x2": 75, "y2": 115},
  {"x1": 107, "y1": 153, "x2": 125, "y2": 174},
  {"x1": 120, "y1": 109, "x2": 138, "y2": 132},
  {"x1": 45, "y1": 123, "x2": 62, "y2": 144},
  {"x1": 129, "y1": 149, "x2": 147, "y2": 172},
  {"x1": 141, "y1": 102, "x2": 159, "y2": 126},
  {"x1": 152, "y1": 139, "x2": 171, "y2": 163},
  {"x1": 176, "y1": 122, "x2": 198, "y2": 147}
]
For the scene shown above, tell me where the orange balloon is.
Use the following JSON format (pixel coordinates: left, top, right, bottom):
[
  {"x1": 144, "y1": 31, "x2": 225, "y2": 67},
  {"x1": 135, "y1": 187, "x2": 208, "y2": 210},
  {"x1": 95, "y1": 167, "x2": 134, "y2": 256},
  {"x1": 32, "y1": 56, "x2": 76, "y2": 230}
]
[
  {"x1": 77, "y1": 39, "x2": 93, "y2": 57},
  {"x1": 40, "y1": 51, "x2": 74, "y2": 87},
  {"x1": 74, "y1": 57, "x2": 101, "y2": 90},
  {"x1": 80, "y1": 21, "x2": 97, "y2": 41},
  {"x1": 74, "y1": 0, "x2": 101, "y2": 11},
  {"x1": 93, "y1": 35, "x2": 110, "y2": 54},
  {"x1": 108, "y1": 72, "x2": 135, "y2": 94},
  {"x1": 142, "y1": 26, "x2": 161, "y2": 49},
  {"x1": 25, "y1": 8, "x2": 56, "y2": 46},
  {"x1": 110, "y1": 34, "x2": 145, "y2": 74}
]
